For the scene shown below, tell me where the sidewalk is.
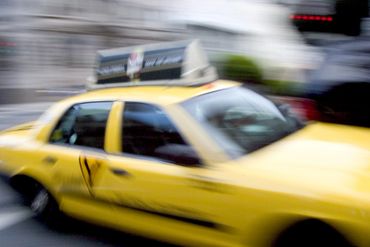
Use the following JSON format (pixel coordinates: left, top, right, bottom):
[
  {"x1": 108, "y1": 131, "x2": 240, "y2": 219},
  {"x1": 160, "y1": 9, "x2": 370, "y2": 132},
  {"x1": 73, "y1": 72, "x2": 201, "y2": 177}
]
[
  {"x1": 0, "y1": 77, "x2": 84, "y2": 130},
  {"x1": 0, "y1": 66, "x2": 88, "y2": 104},
  {"x1": 0, "y1": 101, "x2": 53, "y2": 130},
  {"x1": 0, "y1": 102, "x2": 53, "y2": 113},
  {"x1": 0, "y1": 87, "x2": 85, "y2": 105}
]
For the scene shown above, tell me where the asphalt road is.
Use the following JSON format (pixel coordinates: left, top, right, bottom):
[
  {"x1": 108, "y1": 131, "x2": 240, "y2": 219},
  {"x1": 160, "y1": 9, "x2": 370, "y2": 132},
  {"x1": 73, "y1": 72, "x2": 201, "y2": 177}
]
[{"x1": 0, "y1": 103, "x2": 175, "y2": 247}]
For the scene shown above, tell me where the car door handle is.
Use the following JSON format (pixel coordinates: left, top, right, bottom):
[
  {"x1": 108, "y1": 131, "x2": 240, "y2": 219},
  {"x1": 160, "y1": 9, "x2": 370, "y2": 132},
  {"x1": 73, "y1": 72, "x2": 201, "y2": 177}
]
[
  {"x1": 110, "y1": 168, "x2": 130, "y2": 177},
  {"x1": 43, "y1": 156, "x2": 58, "y2": 165}
]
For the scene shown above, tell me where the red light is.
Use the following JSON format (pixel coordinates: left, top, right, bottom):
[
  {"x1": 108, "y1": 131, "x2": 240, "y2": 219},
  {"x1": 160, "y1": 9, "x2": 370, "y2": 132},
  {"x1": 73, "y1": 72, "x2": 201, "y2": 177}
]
[
  {"x1": 291, "y1": 15, "x2": 301, "y2": 20},
  {"x1": 291, "y1": 14, "x2": 332, "y2": 22}
]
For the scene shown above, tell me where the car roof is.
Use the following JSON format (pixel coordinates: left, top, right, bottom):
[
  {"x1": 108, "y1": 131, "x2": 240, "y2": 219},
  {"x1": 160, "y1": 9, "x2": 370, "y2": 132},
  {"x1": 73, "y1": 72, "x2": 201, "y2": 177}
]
[{"x1": 61, "y1": 80, "x2": 239, "y2": 106}]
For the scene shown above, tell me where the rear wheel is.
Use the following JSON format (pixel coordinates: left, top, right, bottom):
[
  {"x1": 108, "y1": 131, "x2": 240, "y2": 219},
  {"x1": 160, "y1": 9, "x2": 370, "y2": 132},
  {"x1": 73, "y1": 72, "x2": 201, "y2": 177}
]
[
  {"x1": 30, "y1": 188, "x2": 52, "y2": 216},
  {"x1": 28, "y1": 184, "x2": 62, "y2": 225},
  {"x1": 10, "y1": 176, "x2": 63, "y2": 225}
]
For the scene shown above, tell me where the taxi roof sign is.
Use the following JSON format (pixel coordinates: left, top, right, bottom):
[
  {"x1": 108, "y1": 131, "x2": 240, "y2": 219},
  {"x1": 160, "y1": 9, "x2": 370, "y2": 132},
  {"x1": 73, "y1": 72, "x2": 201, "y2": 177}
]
[{"x1": 87, "y1": 40, "x2": 218, "y2": 90}]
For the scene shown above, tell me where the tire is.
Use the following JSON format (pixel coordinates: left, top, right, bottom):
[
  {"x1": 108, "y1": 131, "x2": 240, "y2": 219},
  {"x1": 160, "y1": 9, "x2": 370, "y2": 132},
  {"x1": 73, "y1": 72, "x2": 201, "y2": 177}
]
[
  {"x1": 10, "y1": 176, "x2": 65, "y2": 227},
  {"x1": 27, "y1": 183, "x2": 64, "y2": 227},
  {"x1": 273, "y1": 220, "x2": 352, "y2": 247},
  {"x1": 30, "y1": 188, "x2": 52, "y2": 216}
]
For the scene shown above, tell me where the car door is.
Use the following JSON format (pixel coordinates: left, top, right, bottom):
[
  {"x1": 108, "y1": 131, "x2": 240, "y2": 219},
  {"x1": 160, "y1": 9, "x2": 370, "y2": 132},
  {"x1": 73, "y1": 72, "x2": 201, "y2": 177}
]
[
  {"x1": 86, "y1": 102, "x2": 238, "y2": 246},
  {"x1": 39, "y1": 101, "x2": 113, "y2": 214}
]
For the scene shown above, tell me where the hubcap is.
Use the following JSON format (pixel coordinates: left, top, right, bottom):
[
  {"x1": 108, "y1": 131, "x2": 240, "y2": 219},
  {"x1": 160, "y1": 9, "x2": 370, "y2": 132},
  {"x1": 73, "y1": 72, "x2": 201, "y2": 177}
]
[{"x1": 30, "y1": 189, "x2": 49, "y2": 214}]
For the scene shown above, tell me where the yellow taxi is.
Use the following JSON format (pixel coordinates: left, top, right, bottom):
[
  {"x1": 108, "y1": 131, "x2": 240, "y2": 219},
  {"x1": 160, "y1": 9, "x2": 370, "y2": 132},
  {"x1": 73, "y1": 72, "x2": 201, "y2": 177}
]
[{"x1": 1, "y1": 40, "x2": 370, "y2": 247}]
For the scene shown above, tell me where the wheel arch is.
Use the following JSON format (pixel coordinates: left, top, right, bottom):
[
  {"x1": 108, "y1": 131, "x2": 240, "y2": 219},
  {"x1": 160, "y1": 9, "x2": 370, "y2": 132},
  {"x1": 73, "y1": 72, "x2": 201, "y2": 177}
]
[
  {"x1": 9, "y1": 171, "x2": 58, "y2": 204},
  {"x1": 242, "y1": 214, "x2": 354, "y2": 247},
  {"x1": 270, "y1": 218, "x2": 353, "y2": 247}
]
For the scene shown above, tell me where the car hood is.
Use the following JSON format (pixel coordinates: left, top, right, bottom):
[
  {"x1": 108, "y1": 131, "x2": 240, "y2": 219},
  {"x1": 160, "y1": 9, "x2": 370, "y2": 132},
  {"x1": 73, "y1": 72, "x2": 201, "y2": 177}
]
[{"x1": 232, "y1": 122, "x2": 370, "y2": 202}]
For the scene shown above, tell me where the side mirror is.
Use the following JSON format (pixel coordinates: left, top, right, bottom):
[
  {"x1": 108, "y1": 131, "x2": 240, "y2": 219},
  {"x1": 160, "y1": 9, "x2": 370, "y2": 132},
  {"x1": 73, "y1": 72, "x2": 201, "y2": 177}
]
[
  {"x1": 278, "y1": 103, "x2": 305, "y2": 129},
  {"x1": 278, "y1": 103, "x2": 292, "y2": 117},
  {"x1": 155, "y1": 144, "x2": 201, "y2": 167}
]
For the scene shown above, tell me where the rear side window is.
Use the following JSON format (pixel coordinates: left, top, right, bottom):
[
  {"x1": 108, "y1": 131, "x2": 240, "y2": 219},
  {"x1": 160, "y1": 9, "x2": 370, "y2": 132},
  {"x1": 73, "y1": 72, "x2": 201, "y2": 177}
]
[{"x1": 50, "y1": 102, "x2": 112, "y2": 150}]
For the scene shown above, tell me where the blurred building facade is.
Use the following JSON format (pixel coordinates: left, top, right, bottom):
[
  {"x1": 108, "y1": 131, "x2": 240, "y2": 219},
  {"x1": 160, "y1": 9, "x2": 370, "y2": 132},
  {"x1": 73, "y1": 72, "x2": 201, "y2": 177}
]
[
  {"x1": 0, "y1": 0, "x2": 329, "y2": 90},
  {"x1": 0, "y1": 0, "x2": 181, "y2": 89}
]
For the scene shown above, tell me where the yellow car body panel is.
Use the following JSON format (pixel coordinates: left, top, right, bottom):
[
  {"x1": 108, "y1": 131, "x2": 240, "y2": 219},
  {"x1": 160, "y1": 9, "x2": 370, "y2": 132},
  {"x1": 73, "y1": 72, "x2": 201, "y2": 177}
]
[{"x1": 1, "y1": 80, "x2": 370, "y2": 247}]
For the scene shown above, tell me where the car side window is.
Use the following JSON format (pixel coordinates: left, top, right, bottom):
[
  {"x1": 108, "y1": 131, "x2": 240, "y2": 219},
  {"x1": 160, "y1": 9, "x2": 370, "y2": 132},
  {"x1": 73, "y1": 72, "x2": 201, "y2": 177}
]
[
  {"x1": 121, "y1": 102, "x2": 200, "y2": 165},
  {"x1": 50, "y1": 102, "x2": 112, "y2": 150}
]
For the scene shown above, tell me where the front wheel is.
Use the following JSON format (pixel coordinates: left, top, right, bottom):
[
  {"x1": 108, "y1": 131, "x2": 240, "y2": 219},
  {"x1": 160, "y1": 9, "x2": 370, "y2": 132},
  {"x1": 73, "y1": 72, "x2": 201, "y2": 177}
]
[{"x1": 273, "y1": 220, "x2": 352, "y2": 247}]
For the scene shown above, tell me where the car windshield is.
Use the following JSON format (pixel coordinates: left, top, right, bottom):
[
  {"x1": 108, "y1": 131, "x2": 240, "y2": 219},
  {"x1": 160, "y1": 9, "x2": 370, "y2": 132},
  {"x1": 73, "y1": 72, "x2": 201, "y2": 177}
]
[{"x1": 181, "y1": 86, "x2": 302, "y2": 159}]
